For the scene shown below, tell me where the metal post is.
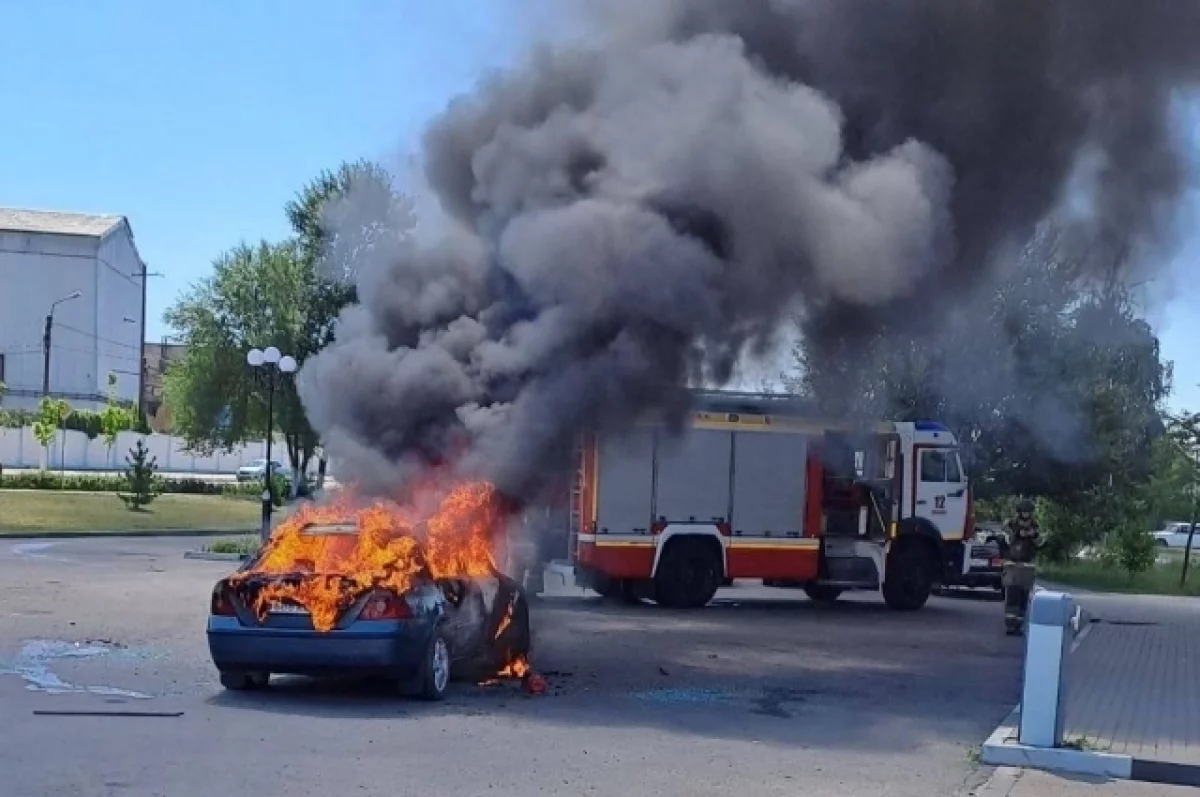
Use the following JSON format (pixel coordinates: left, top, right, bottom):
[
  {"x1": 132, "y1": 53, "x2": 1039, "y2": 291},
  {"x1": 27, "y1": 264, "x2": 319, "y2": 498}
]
[
  {"x1": 261, "y1": 368, "x2": 275, "y2": 542},
  {"x1": 1183, "y1": 453, "x2": 1199, "y2": 588},
  {"x1": 42, "y1": 314, "x2": 52, "y2": 397},
  {"x1": 1018, "y1": 590, "x2": 1075, "y2": 748}
]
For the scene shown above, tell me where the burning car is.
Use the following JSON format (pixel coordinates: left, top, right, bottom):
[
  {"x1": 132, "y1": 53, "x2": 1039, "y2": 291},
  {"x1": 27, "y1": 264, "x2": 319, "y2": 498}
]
[{"x1": 206, "y1": 484, "x2": 532, "y2": 700}]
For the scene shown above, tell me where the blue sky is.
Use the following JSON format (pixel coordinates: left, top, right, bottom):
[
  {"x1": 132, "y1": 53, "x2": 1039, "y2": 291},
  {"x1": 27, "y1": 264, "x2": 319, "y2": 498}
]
[{"x1": 2, "y1": 2, "x2": 1198, "y2": 410}]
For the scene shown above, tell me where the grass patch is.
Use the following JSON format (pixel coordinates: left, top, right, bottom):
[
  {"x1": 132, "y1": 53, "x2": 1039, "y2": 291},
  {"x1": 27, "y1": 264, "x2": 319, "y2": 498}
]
[
  {"x1": 1041, "y1": 555, "x2": 1200, "y2": 597},
  {"x1": 0, "y1": 491, "x2": 259, "y2": 534},
  {"x1": 204, "y1": 536, "x2": 260, "y2": 555}
]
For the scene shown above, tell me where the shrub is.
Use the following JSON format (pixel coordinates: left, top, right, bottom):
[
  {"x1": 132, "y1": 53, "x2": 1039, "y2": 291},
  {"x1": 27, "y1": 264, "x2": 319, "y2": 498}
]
[{"x1": 204, "y1": 536, "x2": 260, "y2": 556}]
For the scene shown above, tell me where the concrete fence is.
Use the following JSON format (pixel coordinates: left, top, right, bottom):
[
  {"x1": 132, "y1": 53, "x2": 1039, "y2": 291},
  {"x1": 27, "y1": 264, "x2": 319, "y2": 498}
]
[{"x1": 0, "y1": 425, "x2": 292, "y2": 475}]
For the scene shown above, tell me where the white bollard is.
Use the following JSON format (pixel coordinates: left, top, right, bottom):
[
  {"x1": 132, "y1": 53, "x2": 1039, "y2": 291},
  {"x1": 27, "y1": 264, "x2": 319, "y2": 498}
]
[{"x1": 1019, "y1": 589, "x2": 1075, "y2": 748}]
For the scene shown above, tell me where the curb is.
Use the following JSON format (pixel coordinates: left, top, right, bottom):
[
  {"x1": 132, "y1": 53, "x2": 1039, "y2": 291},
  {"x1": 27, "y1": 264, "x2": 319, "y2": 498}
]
[
  {"x1": 183, "y1": 551, "x2": 251, "y2": 562},
  {"x1": 0, "y1": 529, "x2": 256, "y2": 540},
  {"x1": 981, "y1": 708, "x2": 1200, "y2": 788}
]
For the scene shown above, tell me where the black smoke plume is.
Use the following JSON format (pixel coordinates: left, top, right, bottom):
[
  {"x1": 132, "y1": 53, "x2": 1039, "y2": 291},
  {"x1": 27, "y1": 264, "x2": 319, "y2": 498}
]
[{"x1": 298, "y1": 0, "x2": 1200, "y2": 498}]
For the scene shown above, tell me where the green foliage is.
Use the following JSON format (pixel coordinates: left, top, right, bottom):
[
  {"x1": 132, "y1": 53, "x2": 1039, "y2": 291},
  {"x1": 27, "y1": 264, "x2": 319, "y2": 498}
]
[
  {"x1": 100, "y1": 371, "x2": 136, "y2": 452},
  {"x1": 204, "y1": 536, "x2": 260, "y2": 555},
  {"x1": 118, "y1": 440, "x2": 162, "y2": 510},
  {"x1": 1111, "y1": 526, "x2": 1158, "y2": 581},
  {"x1": 31, "y1": 398, "x2": 70, "y2": 460},
  {"x1": 0, "y1": 469, "x2": 260, "y2": 497},
  {"x1": 164, "y1": 160, "x2": 413, "y2": 476}
]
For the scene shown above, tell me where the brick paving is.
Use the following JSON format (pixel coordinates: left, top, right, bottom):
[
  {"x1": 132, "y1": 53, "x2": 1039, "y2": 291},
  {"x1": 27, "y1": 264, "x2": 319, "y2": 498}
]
[{"x1": 1065, "y1": 619, "x2": 1200, "y2": 765}]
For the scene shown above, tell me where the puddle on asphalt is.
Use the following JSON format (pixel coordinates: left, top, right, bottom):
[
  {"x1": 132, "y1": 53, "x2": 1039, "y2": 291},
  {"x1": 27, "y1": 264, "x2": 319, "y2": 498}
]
[
  {"x1": 0, "y1": 639, "x2": 155, "y2": 699},
  {"x1": 630, "y1": 685, "x2": 820, "y2": 719},
  {"x1": 632, "y1": 686, "x2": 738, "y2": 705},
  {"x1": 8, "y1": 542, "x2": 70, "y2": 562}
]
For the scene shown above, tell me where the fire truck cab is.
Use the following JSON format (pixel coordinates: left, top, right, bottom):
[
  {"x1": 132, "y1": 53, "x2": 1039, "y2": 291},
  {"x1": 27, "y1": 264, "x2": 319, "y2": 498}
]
[{"x1": 569, "y1": 391, "x2": 972, "y2": 611}]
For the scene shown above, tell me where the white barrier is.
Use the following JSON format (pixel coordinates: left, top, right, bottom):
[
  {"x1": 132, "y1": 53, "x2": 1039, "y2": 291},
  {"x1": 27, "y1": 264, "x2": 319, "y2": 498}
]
[
  {"x1": 1019, "y1": 590, "x2": 1075, "y2": 748},
  {"x1": 0, "y1": 425, "x2": 292, "y2": 475}
]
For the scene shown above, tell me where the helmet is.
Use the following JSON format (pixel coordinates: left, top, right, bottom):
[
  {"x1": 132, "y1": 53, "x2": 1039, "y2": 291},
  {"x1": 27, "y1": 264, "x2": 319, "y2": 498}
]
[{"x1": 1016, "y1": 498, "x2": 1035, "y2": 515}]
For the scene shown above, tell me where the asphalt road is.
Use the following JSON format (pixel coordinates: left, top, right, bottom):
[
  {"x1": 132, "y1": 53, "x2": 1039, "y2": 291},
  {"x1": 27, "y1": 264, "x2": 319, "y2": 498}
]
[{"x1": 0, "y1": 536, "x2": 1025, "y2": 797}]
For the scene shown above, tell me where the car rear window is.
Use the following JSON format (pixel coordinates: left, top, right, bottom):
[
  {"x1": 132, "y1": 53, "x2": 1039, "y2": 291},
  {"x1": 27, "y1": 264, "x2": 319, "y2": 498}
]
[{"x1": 301, "y1": 523, "x2": 359, "y2": 536}]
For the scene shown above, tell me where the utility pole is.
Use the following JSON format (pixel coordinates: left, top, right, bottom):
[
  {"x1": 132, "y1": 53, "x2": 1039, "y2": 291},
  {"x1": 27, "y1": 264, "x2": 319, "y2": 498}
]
[
  {"x1": 42, "y1": 291, "x2": 83, "y2": 398},
  {"x1": 133, "y1": 264, "x2": 163, "y2": 422},
  {"x1": 42, "y1": 314, "x2": 52, "y2": 397}
]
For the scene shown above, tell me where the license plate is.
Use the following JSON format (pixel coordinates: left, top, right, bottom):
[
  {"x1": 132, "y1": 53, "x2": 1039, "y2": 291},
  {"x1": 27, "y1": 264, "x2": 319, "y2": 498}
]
[
  {"x1": 268, "y1": 602, "x2": 309, "y2": 615},
  {"x1": 969, "y1": 559, "x2": 989, "y2": 569}
]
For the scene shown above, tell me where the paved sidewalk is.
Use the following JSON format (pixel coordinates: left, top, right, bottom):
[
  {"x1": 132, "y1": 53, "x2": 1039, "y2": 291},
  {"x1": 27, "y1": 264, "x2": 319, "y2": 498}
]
[
  {"x1": 1065, "y1": 618, "x2": 1200, "y2": 781},
  {"x1": 977, "y1": 767, "x2": 1198, "y2": 796}
]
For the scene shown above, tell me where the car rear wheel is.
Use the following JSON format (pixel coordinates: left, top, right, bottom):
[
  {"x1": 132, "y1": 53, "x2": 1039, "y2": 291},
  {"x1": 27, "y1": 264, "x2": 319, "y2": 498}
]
[
  {"x1": 415, "y1": 629, "x2": 451, "y2": 701},
  {"x1": 219, "y1": 670, "x2": 270, "y2": 691}
]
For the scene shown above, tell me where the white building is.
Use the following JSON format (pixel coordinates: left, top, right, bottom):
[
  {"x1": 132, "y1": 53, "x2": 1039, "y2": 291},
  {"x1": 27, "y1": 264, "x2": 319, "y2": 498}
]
[{"x1": 0, "y1": 208, "x2": 145, "y2": 412}]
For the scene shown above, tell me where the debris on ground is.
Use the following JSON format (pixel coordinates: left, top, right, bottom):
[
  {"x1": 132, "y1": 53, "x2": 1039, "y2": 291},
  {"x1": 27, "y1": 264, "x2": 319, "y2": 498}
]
[
  {"x1": 522, "y1": 672, "x2": 547, "y2": 695},
  {"x1": 33, "y1": 710, "x2": 184, "y2": 718}
]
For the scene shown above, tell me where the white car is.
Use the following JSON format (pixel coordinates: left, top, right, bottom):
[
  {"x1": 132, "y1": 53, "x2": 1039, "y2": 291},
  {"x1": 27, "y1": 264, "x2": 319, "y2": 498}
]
[
  {"x1": 1153, "y1": 522, "x2": 1198, "y2": 549},
  {"x1": 236, "y1": 459, "x2": 286, "y2": 483}
]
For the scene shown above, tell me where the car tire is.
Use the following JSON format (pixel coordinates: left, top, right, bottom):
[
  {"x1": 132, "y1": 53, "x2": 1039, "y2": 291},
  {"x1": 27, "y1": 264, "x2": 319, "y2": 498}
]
[
  {"x1": 803, "y1": 583, "x2": 843, "y2": 603},
  {"x1": 219, "y1": 670, "x2": 269, "y2": 691},
  {"x1": 416, "y1": 628, "x2": 452, "y2": 702},
  {"x1": 654, "y1": 537, "x2": 721, "y2": 609}
]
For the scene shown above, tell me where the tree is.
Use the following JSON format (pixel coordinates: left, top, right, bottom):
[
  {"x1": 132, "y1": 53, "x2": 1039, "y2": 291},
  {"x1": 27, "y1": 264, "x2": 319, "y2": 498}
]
[
  {"x1": 99, "y1": 372, "x2": 135, "y2": 467},
  {"x1": 285, "y1": 159, "x2": 414, "y2": 288},
  {"x1": 163, "y1": 161, "x2": 413, "y2": 476},
  {"x1": 31, "y1": 397, "x2": 70, "y2": 471},
  {"x1": 118, "y1": 439, "x2": 161, "y2": 510}
]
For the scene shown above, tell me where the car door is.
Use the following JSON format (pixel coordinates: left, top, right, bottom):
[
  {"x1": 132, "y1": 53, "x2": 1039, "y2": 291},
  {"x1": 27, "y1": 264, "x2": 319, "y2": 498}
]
[
  {"x1": 915, "y1": 447, "x2": 969, "y2": 540},
  {"x1": 437, "y1": 578, "x2": 487, "y2": 659}
]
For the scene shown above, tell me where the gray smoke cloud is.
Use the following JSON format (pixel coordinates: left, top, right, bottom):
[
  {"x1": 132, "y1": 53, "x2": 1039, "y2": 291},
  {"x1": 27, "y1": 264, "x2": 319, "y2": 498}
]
[{"x1": 298, "y1": 0, "x2": 1200, "y2": 499}]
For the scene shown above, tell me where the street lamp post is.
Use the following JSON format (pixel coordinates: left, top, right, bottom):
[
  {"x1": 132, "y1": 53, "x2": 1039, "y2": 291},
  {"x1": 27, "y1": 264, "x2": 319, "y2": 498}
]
[
  {"x1": 247, "y1": 346, "x2": 297, "y2": 541},
  {"x1": 42, "y1": 291, "x2": 83, "y2": 397}
]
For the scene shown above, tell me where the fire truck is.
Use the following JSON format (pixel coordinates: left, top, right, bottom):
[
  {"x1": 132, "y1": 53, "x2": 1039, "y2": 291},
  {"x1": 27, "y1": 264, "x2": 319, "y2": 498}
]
[{"x1": 568, "y1": 391, "x2": 973, "y2": 611}]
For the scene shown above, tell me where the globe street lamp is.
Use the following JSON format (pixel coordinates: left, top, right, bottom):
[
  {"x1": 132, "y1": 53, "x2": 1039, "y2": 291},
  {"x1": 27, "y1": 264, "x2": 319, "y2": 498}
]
[{"x1": 247, "y1": 346, "x2": 298, "y2": 540}]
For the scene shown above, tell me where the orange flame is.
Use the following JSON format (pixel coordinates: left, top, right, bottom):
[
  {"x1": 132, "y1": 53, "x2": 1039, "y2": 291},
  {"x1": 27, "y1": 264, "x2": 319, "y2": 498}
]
[{"x1": 232, "y1": 480, "x2": 507, "y2": 632}]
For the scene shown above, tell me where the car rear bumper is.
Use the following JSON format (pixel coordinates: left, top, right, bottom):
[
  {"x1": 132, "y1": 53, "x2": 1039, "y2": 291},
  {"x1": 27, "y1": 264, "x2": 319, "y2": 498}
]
[{"x1": 207, "y1": 617, "x2": 431, "y2": 676}]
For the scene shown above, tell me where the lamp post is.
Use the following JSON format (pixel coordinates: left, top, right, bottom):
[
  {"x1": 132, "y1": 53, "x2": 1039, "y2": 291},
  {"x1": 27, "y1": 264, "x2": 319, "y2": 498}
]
[
  {"x1": 247, "y1": 346, "x2": 297, "y2": 541},
  {"x1": 42, "y1": 291, "x2": 83, "y2": 397}
]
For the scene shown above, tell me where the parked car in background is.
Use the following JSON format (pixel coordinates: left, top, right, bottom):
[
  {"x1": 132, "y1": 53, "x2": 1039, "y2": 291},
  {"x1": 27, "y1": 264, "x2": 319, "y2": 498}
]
[
  {"x1": 1153, "y1": 522, "x2": 1197, "y2": 549},
  {"x1": 236, "y1": 459, "x2": 287, "y2": 483}
]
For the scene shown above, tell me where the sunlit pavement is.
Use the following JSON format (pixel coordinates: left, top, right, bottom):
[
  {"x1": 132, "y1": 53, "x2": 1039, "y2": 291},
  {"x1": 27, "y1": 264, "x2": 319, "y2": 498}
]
[{"x1": 0, "y1": 536, "x2": 1024, "y2": 797}]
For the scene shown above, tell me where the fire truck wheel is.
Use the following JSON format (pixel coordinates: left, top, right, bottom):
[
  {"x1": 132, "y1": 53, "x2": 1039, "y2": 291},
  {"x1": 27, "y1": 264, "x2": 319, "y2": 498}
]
[
  {"x1": 882, "y1": 539, "x2": 934, "y2": 611},
  {"x1": 591, "y1": 572, "x2": 622, "y2": 600},
  {"x1": 803, "y1": 584, "x2": 843, "y2": 603},
  {"x1": 654, "y1": 538, "x2": 721, "y2": 609}
]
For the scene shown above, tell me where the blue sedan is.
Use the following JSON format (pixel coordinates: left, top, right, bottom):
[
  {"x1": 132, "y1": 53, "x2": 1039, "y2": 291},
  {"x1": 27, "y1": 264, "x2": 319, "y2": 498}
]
[{"x1": 206, "y1": 525, "x2": 532, "y2": 700}]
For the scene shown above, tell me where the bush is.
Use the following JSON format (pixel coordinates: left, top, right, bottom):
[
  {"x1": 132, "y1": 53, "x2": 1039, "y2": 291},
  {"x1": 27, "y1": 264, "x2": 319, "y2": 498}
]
[
  {"x1": 1111, "y1": 526, "x2": 1158, "y2": 581},
  {"x1": 0, "y1": 470, "x2": 263, "y2": 498},
  {"x1": 205, "y1": 536, "x2": 260, "y2": 556}
]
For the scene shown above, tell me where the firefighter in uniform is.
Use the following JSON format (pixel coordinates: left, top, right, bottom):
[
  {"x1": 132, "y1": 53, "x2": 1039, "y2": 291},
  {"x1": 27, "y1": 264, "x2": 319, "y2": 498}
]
[{"x1": 1002, "y1": 498, "x2": 1040, "y2": 635}]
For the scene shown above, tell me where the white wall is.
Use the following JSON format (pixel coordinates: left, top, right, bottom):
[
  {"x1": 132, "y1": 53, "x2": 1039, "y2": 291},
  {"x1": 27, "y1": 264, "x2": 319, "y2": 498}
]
[
  {"x1": 0, "y1": 426, "x2": 297, "y2": 475},
  {"x1": 95, "y1": 223, "x2": 143, "y2": 405},
  {"x1": 0, "y1": 230, "x2": 100, "y2": 407}
]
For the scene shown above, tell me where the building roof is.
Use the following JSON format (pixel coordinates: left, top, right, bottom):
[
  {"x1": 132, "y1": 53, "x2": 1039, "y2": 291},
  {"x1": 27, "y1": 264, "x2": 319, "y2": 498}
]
[{"x1": 0, "y1": 207, "x2": 125, "y2": 238}]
